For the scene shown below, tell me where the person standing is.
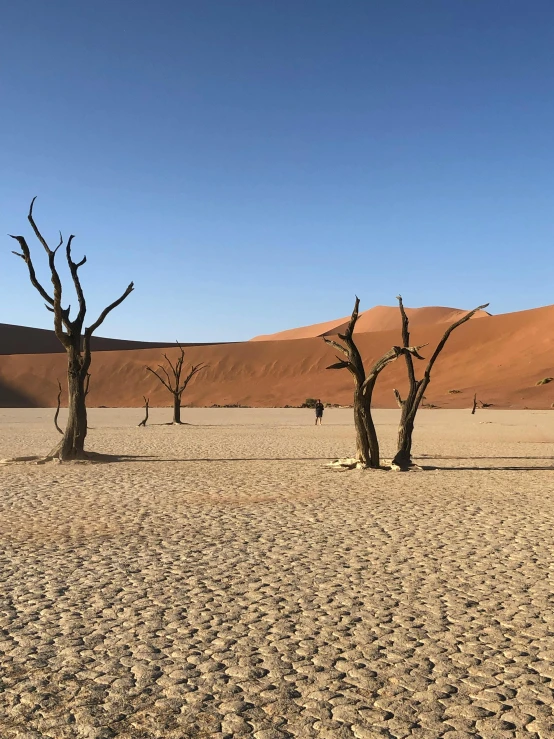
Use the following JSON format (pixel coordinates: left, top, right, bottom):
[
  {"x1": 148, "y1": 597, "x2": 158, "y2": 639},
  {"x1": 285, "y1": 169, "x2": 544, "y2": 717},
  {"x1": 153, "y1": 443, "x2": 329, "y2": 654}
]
[{"x1": 315, "y1": 399, "x2": 324, "y2": 425}]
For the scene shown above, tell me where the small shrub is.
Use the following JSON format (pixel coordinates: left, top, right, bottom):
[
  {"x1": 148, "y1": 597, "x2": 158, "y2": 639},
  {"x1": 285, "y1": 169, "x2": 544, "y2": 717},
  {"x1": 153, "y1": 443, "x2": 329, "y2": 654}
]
[
  {"x1": 302, "y1": 398, "x2": 317, "y2": 408},
  {"x1": 536, "y1": 377, "x2": 553, "y2": 386},
  {"x1": 448, "y1": 389, "x2": 462, "y2": 394}
]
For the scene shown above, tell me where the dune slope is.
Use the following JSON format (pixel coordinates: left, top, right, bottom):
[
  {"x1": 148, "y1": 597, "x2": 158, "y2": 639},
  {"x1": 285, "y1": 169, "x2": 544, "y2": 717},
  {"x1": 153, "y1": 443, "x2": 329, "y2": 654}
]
[
  {"x1": 0, "y1": 304, "x2": 553, "y2": 409},
  {"x1": 251, "y1": 305, "x2": 491, "y2": 341}
]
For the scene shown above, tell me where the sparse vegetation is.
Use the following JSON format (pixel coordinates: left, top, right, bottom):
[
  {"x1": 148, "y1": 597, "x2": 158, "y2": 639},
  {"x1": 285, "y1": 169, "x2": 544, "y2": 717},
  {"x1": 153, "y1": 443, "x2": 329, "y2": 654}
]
[
  {"x1": 302, "y1": 398, "x2": 317, "y2": 408},
  {"x1": 448, "y1": 389, "x2": 462, "y2": 394},
  {"x1": 536, "y1": 377, "x2": 553, "y2": 385},
  {"x1": 210, "y1": 403, "x2": 250, "y2": 408}
]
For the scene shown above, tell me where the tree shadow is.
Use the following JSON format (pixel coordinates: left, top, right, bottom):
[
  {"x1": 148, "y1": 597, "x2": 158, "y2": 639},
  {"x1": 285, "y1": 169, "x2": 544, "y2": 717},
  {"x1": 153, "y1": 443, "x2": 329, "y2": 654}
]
[
  {"x1": 419, "y1": 455, "x2": 554, "y2": 461},
  {"x1": 87, "y1": 454, "x2": 334, "y2": 464},
  {"x1": 420, "y1": 464, "x2": 554, "y2": 472},
  {"x1": 60, "y1": 455, "x2": 554, "y2": 471}
]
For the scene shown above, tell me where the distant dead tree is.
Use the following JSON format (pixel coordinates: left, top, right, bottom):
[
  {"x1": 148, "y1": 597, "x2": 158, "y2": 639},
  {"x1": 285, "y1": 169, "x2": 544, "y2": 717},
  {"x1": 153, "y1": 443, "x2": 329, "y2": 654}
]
[
  {"x1": 146, "y1": 343, "x2": 206, "y2": 424},
  {"x1": 138, "y1": 396, "x2": 149, "y2": 427},
  {"x1": 324, "y1": 297, "x2": 426, "y2": 468},
  {"x1": 472, "y1": 393, "x2": 478, "y2": 415},
  {"x1": 392, "y1": 296, "x2": 488, "y2": 470},
  {"x1": 10, "y1": 198, "x2": 133, "y2": 460}
]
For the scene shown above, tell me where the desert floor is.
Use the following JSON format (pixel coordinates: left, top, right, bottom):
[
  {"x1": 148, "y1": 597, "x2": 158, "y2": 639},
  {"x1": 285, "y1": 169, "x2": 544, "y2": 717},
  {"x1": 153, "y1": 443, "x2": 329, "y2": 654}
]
[{"x1": 0, "y1": 408, "x2": 553, "y2": 739}]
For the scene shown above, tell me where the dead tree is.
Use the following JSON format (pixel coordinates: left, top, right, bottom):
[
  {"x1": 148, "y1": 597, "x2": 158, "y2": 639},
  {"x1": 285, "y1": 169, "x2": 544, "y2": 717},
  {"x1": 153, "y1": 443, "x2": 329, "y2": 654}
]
[
  {"x1": 472, "y1": 393, "x2": 478, "y2": 415},
  {"x1": 324, "y1": 297, "x2": 426, "y2": 468},
  {"x1": 392, "y1": 296, "x2": 488, "y2": 470},
  {"x1": 10, "y1": 198, "x2": 133, "y2": 460},
  {"x1": 138, "y1": 396, "x2": 149, "y2": 427},
  {"x1": 146, "y1": 343, "x2": 205, "y2": 424}
]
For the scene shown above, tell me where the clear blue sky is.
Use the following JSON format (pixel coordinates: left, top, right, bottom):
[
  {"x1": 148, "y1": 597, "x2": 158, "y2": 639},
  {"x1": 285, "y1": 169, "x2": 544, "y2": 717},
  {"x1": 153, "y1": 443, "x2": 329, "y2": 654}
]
[{"x1": 1, "y1": 0, "x2": 553, "y2": 342}]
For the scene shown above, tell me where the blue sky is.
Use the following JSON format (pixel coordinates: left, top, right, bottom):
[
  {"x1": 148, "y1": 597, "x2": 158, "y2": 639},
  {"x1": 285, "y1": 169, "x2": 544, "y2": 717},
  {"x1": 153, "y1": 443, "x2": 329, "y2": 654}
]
[{"x1": 1, "y1": 0, "x2": 553, "y2": 342}]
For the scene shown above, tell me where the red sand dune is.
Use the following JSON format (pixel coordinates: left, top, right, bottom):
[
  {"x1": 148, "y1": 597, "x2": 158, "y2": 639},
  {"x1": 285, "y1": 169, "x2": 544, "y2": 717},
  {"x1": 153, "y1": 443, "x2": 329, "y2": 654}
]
[
  {"x1": 251, "y1": 305, "x2": 490, "y2": 341},
  {"x1": 0, "y1": 304, "x2": 553, "y2": 410}
]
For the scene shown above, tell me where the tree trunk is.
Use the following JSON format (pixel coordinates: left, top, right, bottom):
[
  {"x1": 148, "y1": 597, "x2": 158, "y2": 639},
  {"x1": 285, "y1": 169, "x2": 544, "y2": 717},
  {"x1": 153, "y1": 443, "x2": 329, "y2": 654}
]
[
  {"x1": 353, "y1": 390, "x2": 380, "y2": 468},
  {"x1": 173, "y1": 393, "x2": 181, "y2": 424},
  {"x1": 49, "y1": 351, "x2": 88, "y2": 459},
  {"x1": 392, "y1": 406, "x2": 415, "y2": 469}
]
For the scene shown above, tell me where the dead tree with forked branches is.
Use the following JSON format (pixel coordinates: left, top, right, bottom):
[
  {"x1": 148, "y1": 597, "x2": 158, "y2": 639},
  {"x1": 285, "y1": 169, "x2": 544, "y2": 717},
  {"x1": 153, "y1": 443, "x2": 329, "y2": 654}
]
[
  {"x1": 10, "y1": 198, "x2": 134, "y2": 460},
  {"x1": 392, "y1": 296, "x2": 488, "y2": 470},
  {"x1": 324, "y1": 297, "x2": 426, "y2": 468},
  {"x1": 146, "y1": 344, "x2": 206, "y2": 424}
]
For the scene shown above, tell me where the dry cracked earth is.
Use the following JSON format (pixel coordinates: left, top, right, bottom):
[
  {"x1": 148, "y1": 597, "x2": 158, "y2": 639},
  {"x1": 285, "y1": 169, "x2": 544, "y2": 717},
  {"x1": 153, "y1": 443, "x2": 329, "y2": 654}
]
[{"x1": 0, "y1": 408, "x2": 553, "y2": 739}]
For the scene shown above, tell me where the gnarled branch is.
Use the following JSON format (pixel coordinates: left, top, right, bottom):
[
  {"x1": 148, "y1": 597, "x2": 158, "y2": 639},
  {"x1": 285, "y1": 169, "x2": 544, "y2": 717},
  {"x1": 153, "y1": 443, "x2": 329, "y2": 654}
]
[
  {"x1": 54, "y1": 379, "x2": 63, "y2": 434},
  {"x1": 414, "y1": 303, "x2": 489, "y2": 409},
  {"x1": 66, "y1": 234, "x2": 87, "y2": 327},
  {"x1": 84, "y1": 282, "x2": 135, "y2": 339}
]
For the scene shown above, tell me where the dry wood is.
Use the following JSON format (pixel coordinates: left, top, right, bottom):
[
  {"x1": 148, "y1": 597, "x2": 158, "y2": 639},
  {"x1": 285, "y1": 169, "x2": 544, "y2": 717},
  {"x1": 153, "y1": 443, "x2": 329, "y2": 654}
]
[
  {"x1": 138, "y1": 397, "x2": 150, "y2": 427},
  {"x1": 324, "y1": 296, "x2": 426, "y2": 468},
  {"x1": 146, "y1": 343, "x2": 206, "y2": 424},
  {"x1": 472, "y1": 393, "x2": 478, "y2": 415},
  {"x1": 392, "y1": 296, "x2": 489, "y2": 469},
  {"x1": 54, "y1": 379, "x2": 63, "y2": 434},
  {"x1": 10, "y1": 198, "x2": 133, "y2": 460},
  {"x1": 393, "y1": 388, "x2": 403, "y2": 409}
]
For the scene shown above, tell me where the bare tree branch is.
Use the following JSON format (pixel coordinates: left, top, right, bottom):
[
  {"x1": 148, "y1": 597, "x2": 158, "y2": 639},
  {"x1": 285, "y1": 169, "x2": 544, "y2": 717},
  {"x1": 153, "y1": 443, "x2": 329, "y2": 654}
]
[
  {"x1": 393, "y1": 388, "x2": 403, "y2": 408},
  {"x1": 158, "y1": 364, "x2": 172, "y2": 388},
  {"x1": 177, "y1": 362, "x2": 206, "y2": 394},
  {"x1": 66, "y1": 234, "x2": 87, "y2": 327},
  {"x1": 26, "y1": 199, "x2": 69, "y2": 340},
  {"x1": 9, "y1": 235, "x2": 55, "y2": 306},
  {"x1": 414, "y1": 303, "x2": 489, "y2": 408},
  {"x1": 163, "y1": 352, "x2": 178, "y2": 380},
  {"x1": 397, "y1": 295, "x2": 417, "y2": 389},
  {"x1": 322, "y1": 337, "x2": 350, "y2": 359},
  {"x1": 28, "y1": 197, "x2": 52, "y2": 255},
  {"x1": 84, "y1": 282, "x2": 134, "y2": 339},
  {"x1": 54, "y1": 379, "x2": 63, "y2": 434},
  {"x1": 146, "y1": 366, "x2": 173, "y2": 393},
  {"x1": 327, "y1": 360, "x2": 351, "y2": 370}
]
